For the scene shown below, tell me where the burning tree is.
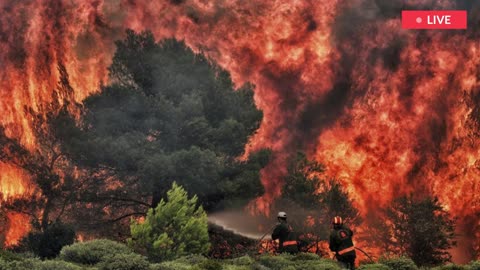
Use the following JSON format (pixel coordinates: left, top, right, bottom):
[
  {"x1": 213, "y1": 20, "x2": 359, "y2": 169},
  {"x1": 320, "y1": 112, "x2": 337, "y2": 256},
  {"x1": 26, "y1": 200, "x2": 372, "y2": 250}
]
[{"x1": 374, "y1": 195, "x2": 457, "y2": 267}]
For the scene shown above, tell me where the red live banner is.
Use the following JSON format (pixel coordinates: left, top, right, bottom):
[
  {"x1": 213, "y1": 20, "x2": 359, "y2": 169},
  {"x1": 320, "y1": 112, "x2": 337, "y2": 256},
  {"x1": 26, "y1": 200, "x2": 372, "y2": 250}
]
[{"x1": 402, "y1": 10, "x2": 467, "y2": 29}]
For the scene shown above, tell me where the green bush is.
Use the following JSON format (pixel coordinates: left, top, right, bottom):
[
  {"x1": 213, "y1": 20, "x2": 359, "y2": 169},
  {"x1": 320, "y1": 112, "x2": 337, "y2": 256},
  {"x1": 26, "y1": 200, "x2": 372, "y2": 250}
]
[
  {"x1": 129, "y1": 183, "x2": 210, "y2": 262},
  {"x1": 223, "y1": 265, "x2": 250, "y2": 270},
  {"x1": 379, "y1": 256, "x2": 418, "y2": 270},
  {"x1": 0, "y1": 258, "x2": 41, "y2": 270},
  {"x1": 175, "y1": 254, "x2": 208, "y2": 265},
  {"x1": 251, "y1": 264, "x2": 272, "y2": 270},
  {"x1": 295, "y1": 259, "x2": 342, "y2": 270},
  {"x1": 37, "y1": 260, "x2": 83, "y2": 270},
  {"x1": 0, "y1": 250, "x2": 22, "y2": 262},
  {"x1": 257, "y1": 254, "x2": 294, "y2": 269},
  {"x1": 292, "y1": 252, "x2": 320, "y2": 261},
  {"x1": 198, "y1": 259, "x2": 222, "y2": 270},
  {"x1": 150, "y1": 261, "x2": 197, "y2": 270},
  {"x1": 98, "y1": 253, "x2": 149, "y2": 270},
  {"x1": 469, "y1": 261, "x2": 480, "y2": 270},
  {"x1": 60, "y1": 239, "x2": 133, "y2": 265},
  {"x1": 230, "y1": 255, "x2": 254, "y2": 265},
  {"x1": 357, "y1": 263, "x2": 391, "y2": 270},
  {"x1": 432, "y1": 264, "x2": 468, "y2": 270}
]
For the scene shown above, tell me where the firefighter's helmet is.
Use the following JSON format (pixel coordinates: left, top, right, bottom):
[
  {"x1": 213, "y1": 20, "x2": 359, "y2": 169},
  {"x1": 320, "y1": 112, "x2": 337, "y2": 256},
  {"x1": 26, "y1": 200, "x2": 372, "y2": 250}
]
[
  {"x1": 277, "y1": 211, "x2": 287, "y2": 219},
  {"x1": 332, "y1": 216, "x2": 343, "y2": 225}
]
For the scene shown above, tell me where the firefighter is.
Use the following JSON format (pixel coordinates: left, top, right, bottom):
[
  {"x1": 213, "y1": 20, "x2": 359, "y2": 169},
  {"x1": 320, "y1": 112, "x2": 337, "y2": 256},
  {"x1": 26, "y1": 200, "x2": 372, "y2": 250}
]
[
  {"x1": 271, "y1": 211, "x2": 299, "y2": 254},
  {"x1": 329, "y1": 216, "x2": 356, "y2": 270}
]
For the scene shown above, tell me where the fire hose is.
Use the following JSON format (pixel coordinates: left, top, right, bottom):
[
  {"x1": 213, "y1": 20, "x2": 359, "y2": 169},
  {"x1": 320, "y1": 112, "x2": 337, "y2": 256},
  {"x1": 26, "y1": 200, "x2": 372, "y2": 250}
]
[
  {"x1": 330, "y1": 248, "x2": 374, "y2": 262},
  {"x1": 255, "y1": 224, "x2": 277, "y2": 253},
  {"x1": 354, "y1": 247, "x2": 374, "y2": 263}
]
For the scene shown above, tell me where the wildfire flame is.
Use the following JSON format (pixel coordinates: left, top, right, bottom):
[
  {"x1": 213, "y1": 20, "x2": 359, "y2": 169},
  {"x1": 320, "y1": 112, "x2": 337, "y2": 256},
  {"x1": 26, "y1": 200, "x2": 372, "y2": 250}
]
[{"x1": 1, "y1": 0, "x2": 479, "y2": 260}]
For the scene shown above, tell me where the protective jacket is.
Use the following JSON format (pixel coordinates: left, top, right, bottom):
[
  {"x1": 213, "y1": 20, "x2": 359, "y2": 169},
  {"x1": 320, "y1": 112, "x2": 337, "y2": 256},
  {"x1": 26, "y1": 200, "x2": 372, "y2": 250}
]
[
  {"x1": 271, "y1": 221, "x2": 298, "y2": 254},
  {"x1": 329, "y1": 224, "x2": 356, "y2": 257}
]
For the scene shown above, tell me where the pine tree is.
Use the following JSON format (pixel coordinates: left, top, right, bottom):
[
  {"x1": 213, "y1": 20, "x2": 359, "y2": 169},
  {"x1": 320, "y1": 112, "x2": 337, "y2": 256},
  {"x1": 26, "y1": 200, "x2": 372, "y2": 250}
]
[
  {"x1": 383, "y1": 195, "x2": 456, "y2": 266},
  {"x1": 128, "y1": 182, "x2": 210, "y2": 262}
]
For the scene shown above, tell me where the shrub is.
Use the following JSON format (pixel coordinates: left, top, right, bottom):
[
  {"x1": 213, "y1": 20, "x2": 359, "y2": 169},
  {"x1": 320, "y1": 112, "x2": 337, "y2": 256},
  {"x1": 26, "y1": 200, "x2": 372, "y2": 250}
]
[
  {"x1": 251, "y1": 264, "x2": 271, "y2": 270},
  {"x1": 257, "y1": 254, "x2": 294, "y2": 269},
  {"x1": 0, "y1": 250, "x2": 22, "y2": 262},
  {"x1": 357, "y1": 263, "x2": 391, "y2": 270},
  {"x1": 18, "y1": 222, "x2": 75, "y2": 259},
  {"x1": 230, "y1": 255, "x2": 254, "y2": 265},
  {"x1": 175, "y1": 254, "x2": 208, "y2": 265},
  {"x1": 0, "y1": 258, "x2": 41, "y2": 270},
  {"x1": 469, "y1": 261, "x2": 480, "y2": 270},
  {"x1": 198, "y1": 259, "x2": 222, "y2": 270},
  {"x1": 129, "y1": 182, "x2": 210, "y2": 262},
  {"x1": 295, "y1": 259, "x2": 342, "y2": 270},
  {"x1": 37, "y1": 260, "x2": 83, "y2": 270},
  {"x1": 432, "y1": 264, "x2": 468, "y2": 270},
  {"x1": 223, "y1": 265, "x2": 250, "y2": 270},
  {"x1": 60, "y1": 239, "x2": 133, "y2": 265},
  {"x1": 150, "y1": 261, "x2": 197, "y2": 270},
  {"x1": 379, "y1": 256, "x2": 418, "y2": 270},
  {"x1": 98, "y1": 253, "x2": 149, "y2": 270},
  {"x1": 292, "y1": 252, "x2": 320, "y2": 261}
]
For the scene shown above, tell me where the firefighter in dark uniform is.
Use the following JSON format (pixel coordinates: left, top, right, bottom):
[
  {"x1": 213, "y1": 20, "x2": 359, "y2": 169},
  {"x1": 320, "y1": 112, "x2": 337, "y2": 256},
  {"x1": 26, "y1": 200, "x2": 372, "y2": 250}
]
[
  {"x1": 271, "y1": 211, "x2": 299, "y2": 254},
  {"x1": 329, "y1": 216, "x2": 356, "y2": 270}
]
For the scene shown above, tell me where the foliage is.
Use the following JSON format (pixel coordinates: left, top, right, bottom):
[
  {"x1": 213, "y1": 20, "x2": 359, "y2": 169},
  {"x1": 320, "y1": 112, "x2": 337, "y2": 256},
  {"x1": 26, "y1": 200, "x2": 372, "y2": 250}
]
[
  {"x1": 0, "y1": 248, "x2": 478, "y2": 270},
  {"x1": 282, "y1": 152, "x2": 325, "y2": 208},
  {"x1": 381, "y1": 195, "x2": 457, "y2": 266},
  {"x1": 56, "y1": 29, "x2": 264, "y2": 216},
  {"x1": 174, "y1": 254, "x2": 209, "y2": 265},
  {"x1": 469, "y1": 261, "x2": 480, "y2": 270},
  {"x1": 379, "y1": 256, "x2": 418, "y2": 270},
  {"x1": 60, "y1": 239, "x2": 133, "y2": 265},
  {"x1": 294, "y1": 259, "x2": 341, "y2": 270},
  {"x1": 357, "y1": 263, "x2": 391, "y2": 270},
  {"x1": 0, "y1": 258, "x2": 40, "y2": 270},
  {"x1": 129, "y1": 182, "x2": 210, "y2": 262},
  {"x1": 292, "y1": 252, "x2": 321, "y2": 261},
  {"x1": 223, "y1": 265, "x2": 251, "y2": 270},
  {"x1": 257, "y1": 254, "x2": 295, "y2": 269},
  {"x1": 98, "y1": 253, "x2": 150, "y2": 270},
  {"x1": 17, "y1": 222, "x2": 75, "y2": 259},
  {"x1": 36, "y1": 260, "x2": 84, "y2": 270},
  {"x1": 229, "y1": 255, "x2": 255, "y2": 265},
  {"x1": 431, "y1": 264, "x2": 468, "y2": 270},
  {"x1": 0, "y1": 250, "x2": 23, "y2": 262},
  {"x1": 150, "y1": 259, "x2": 202, "y2": 270},
  {"x1": 198, "y1": 259, "x2": 223, "y2": 270}
]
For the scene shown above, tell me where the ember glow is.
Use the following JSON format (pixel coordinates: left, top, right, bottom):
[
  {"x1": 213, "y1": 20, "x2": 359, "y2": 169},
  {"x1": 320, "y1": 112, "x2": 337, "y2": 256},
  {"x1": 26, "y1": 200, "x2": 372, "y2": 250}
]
[{"x1": 1, "y1": 0, "x2": 479, "y2": 260}]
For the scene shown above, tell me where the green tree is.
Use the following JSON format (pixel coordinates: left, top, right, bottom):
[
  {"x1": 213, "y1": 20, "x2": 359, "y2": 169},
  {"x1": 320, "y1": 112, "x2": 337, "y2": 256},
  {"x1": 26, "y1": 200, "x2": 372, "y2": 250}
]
[
  {"x1": 57, "y1": 29, "x2": 264, "y2": 213},
  {"x1": 129, "y1": 182, "x2": 210, "y2": 262},
  {"x1": 383, "y1": 195, "x2": 457, "y2": 266}
]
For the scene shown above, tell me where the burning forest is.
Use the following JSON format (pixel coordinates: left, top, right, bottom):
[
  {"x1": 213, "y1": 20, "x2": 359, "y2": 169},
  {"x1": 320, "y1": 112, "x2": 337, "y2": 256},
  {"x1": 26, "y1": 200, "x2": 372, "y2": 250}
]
[{"x1": 0, "y1": 0, "x2": 480, "y2": 268}]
